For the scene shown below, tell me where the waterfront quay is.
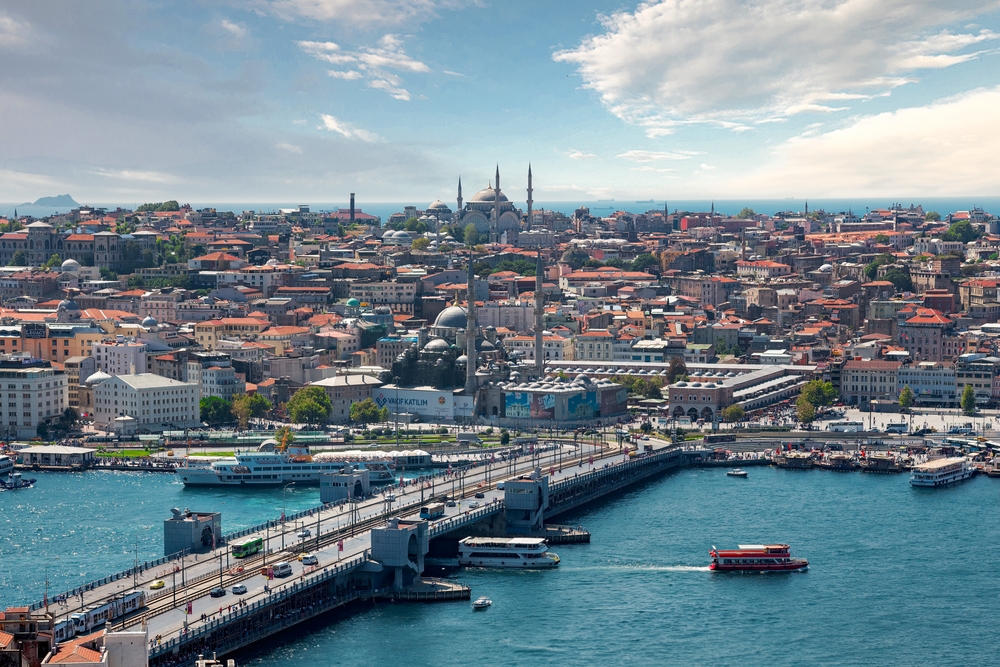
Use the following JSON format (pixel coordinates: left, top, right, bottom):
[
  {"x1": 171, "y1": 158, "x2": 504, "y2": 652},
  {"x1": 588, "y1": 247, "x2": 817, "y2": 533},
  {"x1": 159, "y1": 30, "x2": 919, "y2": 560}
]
[{"x1": 22, "y1": 438, "x2": 687, "y2": 666}]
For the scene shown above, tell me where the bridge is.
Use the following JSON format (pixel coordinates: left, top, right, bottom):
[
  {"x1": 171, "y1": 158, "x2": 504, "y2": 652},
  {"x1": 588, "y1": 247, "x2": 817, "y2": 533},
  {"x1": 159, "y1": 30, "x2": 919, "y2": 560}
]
[{"x1": 34, "y1": 438, "x2": 691, "y2": 666}]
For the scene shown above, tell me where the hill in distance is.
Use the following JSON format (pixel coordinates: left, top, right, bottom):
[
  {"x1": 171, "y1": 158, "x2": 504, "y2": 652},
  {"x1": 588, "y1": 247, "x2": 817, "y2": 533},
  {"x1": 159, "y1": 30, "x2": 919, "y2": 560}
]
[{"x1": 21, "y1": 194, "x2": 79, "y2": 207}]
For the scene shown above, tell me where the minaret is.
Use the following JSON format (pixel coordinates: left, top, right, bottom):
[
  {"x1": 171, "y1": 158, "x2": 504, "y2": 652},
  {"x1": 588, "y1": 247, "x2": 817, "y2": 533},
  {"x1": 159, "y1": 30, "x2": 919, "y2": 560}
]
[
  {"x1": 534, "y1": 248, "x2": 544, "y2": 378},
  {"x1": 493, "y1": 165, "x2": 501, "y2": 242},
  {"x1": 465, "y1": 251, "x2": 477, "y2": 399},
  {"x1": 457, "y1": 177, "x2": 463, "y2": 212},
  {"x1": 526, "y1": 163, "x2": 533, "y2": 231}
]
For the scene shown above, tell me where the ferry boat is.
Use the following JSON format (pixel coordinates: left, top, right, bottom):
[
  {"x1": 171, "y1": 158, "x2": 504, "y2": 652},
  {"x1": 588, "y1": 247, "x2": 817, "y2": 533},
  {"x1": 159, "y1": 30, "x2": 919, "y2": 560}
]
[
  {"x1": 177, "y1": 441, "x2": 395, "y2": 487},
  {"x1": 860, "y1": 454, "x2": 906, "y2": 473},
  {"x1": 909, "y1": 457, "x2": 976, "y2": 487},
  {"x1": 709, "y1": 544, "x2": 808, "y2": 572},
  {"x1": 0, "y1": 454, "x2": 13, "y2": 476},
  {"x1": 773, "y1": 451, "x2": 814, "y2": 469},
  {"x1": 815, "y1": 453, "x2": 859, "y2": 471},
  {"x1": 457, "y1": 537, "x2": 560, "y2": 569}
]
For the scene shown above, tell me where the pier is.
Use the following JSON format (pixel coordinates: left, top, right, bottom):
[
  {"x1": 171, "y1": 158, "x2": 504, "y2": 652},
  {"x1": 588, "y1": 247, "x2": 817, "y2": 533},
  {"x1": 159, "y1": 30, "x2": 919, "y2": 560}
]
[{"x1": 25, "y1": 438, "x2": 691, "y2": 666}]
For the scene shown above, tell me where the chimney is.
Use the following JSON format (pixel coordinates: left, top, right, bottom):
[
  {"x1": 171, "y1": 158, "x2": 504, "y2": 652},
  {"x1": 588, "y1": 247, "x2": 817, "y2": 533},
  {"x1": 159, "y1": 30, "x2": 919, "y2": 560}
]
[{"x1": 350, "y1": 193, "x2": 356, "y2": 223}]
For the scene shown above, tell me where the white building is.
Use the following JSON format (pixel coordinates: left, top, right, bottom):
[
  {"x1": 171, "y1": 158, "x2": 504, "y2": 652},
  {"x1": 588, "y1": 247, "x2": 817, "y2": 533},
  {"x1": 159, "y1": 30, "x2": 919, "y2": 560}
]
[
  {"x1": 92, "y1": 374, "x2": 201, "y2": 432},
  {"x1": 187, "y1": 352, "x2": 241, "y2": 401},
  {"x1": 0, "y1": 355, "x2": 68, "y2": 439},
  {"x1": 505, "y1": 334, "x2": 573, "y2": 362},
  {"x1": 93, "y1": 339, "x2": 148, "y2": 376}
]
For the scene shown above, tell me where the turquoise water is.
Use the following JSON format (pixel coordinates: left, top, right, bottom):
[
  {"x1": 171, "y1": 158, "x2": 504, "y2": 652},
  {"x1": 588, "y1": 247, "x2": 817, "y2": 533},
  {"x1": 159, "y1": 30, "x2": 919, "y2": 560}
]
[
  {"x1": 4, "y1": 467, "x2": 998, "y2": 665},
  {"x1": 0, "y1": 471, "x2": 323, "y2": 604},
  {"x1": 236, "y1": 466, "x2": 999, "y2": 667}
]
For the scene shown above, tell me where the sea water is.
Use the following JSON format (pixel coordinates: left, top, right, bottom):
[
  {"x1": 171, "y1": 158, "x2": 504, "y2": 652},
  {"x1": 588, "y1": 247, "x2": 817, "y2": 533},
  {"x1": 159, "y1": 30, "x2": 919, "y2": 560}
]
[{"x1": 3, "y1": 466, "x2": 997, "y2": 665}]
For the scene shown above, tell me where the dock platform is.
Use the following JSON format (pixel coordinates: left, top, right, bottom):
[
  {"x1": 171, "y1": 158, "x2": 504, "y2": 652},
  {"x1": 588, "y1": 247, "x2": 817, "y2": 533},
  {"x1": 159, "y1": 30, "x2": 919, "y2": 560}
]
[{"x1": 370, "y1": 578, "x2": 470, "y2": 601}]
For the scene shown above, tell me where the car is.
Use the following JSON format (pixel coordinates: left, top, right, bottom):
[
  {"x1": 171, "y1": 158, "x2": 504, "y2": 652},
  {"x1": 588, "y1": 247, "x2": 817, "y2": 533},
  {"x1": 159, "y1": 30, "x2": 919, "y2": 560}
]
[
  {"x1": 231, "y1": 584, "x2": 247, "y2": 595},
  {"x1": 445, "y1": 500, "x2": 457, "y2": 507},
  {"x1": 474, "y1": 492, "x2": 485, "y2": 499},
  {"x1": 296, "y1": 529, "x2": 311, "y2": 538},
  {"x1": 301, "y1": 554, "x2": 319, "y2": 566},
  {"x1": 496, "y1": 482, "x2": 505, "y2": 490},
  {"x1": 468, "y1": 501, "x2": 480, "y2": 508},
  {"x1": 210, "y1": 587, "x2": 226, "y2": 598},
  {"x1": 149, "y1": 580, "x2": 165, "y2": 590}
]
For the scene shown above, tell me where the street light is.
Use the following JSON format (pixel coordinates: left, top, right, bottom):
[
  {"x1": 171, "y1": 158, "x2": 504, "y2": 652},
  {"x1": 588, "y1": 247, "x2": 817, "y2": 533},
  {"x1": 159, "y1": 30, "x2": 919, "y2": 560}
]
[{"x1": 281, "y1": 482, "x2": 295, "y2": 550}]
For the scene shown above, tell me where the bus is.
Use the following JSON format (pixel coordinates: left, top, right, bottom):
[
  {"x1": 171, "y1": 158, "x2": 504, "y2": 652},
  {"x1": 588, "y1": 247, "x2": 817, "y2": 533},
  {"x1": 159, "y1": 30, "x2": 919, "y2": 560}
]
[
  {"x1": 419, "y1": 503, "x2": 446, "y2": 520},
  {"x1": 827, "y1": 421, "x2": 864, "y2": 432},
  {"x1": 231, "y1": 536, "x2": 264, "y2": 558}
]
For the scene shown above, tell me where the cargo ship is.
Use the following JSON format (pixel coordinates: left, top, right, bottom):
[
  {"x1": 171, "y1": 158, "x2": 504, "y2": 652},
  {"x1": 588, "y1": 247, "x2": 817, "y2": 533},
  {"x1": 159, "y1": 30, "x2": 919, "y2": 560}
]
[{"x1": 709, "y1": 544, "x2": 808, "y2": 572}]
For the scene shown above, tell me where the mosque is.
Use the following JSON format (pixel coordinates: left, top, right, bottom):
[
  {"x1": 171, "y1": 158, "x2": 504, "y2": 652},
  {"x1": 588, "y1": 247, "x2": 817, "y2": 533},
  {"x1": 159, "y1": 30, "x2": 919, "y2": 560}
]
[{"x1": 452, "y1": 165, "x2": 533, "y2": 242}]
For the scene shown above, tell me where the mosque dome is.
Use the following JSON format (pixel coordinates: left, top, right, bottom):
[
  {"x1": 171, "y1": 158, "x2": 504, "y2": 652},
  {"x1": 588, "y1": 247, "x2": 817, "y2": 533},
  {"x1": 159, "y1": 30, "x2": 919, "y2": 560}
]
[
  {"x1": 433, "y1": 305, "x2": 468, "y2": 329},
  {"x1": 423, "y1": 338, "x2": 450, "y2": 353},
  {"x1": 265, "y1": 259, "x2": 280, "y2": 267},
  {"x1": 61, "y1": 258, "x2": 81, "y2": 273},
  {"x1": 142, "y1": 315, "x2": 157, "y2": 327},
  {"x1": 86, "y1": 371, "x2": 112, "y2": 385},
  {"x1": 57, "y1": 298, "x2": 80, "y2": 312},
  {"x1": 818, "y1": 264, "x2": 834, "y2": 272},
  {"x1": 469, "y1": 185, "x2": 509, "y2": 204},
  {"x1": 346, "y1": 298, "x2": 360, "y2": 307},
  {"x1": 428, "y1": 200, "x2": 450, "y2": 210},
  {"x1": 456, "y1": 354, "x2": 469, "y2": 365},
  {"x1": 475, "y1": 338, "x2": 496, "y2": 353}
]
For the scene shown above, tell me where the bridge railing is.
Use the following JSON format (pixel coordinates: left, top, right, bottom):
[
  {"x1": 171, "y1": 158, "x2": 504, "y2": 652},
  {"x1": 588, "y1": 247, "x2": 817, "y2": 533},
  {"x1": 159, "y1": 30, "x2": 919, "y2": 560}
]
[
  {"x1": 548, "y1": 446, "x2": 681, "y2": 494},
  {"x1": 428, "y1": 501, "x2": 504, "y2": 538},
  {"x1": 149, "y1": 553, "x2": 368, "y2": 660}
]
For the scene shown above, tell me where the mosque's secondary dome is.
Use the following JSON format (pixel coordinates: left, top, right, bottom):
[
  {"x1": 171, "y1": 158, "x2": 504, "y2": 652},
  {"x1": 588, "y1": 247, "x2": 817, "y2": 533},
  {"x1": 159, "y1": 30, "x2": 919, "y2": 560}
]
[
  {"x1": 86, "y1": 371, "x2": 112, "y2": 385},
  {"x1": 346, "y1": 298, "x2": 360, "y2": 307},
  {"x1": 58, "y1": 298, "x2": 80, "y2": 312},
  {"x1": 433, "y1": 305, "x2": 468, "y2": 329},
  {"x1": 61, "y1": 258, "x2": 81, "y2": 273},
  {"x1": 142, "y1": 315, "x2": 157, "y2": 327},
  {"x1": 423, "y1": 338, "x2": 450, "y2": 353}
]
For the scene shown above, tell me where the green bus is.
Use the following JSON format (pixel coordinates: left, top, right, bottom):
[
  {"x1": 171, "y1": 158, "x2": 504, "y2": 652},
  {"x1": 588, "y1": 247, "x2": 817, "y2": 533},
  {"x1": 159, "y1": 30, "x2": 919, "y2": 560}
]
[{"x1": 231, "y1": 536, "x2": 264, "y2": 558}]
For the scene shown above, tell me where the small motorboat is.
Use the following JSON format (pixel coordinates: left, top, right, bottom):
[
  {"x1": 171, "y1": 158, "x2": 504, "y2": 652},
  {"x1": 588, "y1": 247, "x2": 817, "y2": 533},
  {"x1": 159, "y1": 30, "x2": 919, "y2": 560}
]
[
  {"x1": 472, "y1": 596, "x2": 492, "y2": 610},
  {"x1": 0, "y1": 473, "x2": 36, "y2": 490},
  {"x1": 727, "y1": 468, "x2": 748, "y2": 478}
]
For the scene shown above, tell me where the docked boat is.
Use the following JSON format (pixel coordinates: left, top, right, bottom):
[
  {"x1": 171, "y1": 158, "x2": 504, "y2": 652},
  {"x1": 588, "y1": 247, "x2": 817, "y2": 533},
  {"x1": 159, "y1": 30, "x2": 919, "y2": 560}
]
[
  {"x1": 177, "y1": 440, "x2": 395, "y2": 487},
  {"x1": 727, "y1": 468, "x2": 748, "y2": 478},
  {"x1": 472, "y1": 596, "x2": 492, "y2": 610},
  {"x1": 457, "y1": 537, "x2": 560, "y2": 568},
  {"x1": 815, "y1": 453, "x2": 860, "y2": 471},
  {"x1": 0, "y1": 472, "x2": 36, "y2": 490},
  {"x1": 0, "y1": 454, "x2": 13, "y2": 477},
  {"x1": 709, "y1": 544, "x2": 808, "y2": 572},
  {"x1": 910, "y1": 457, "x2": 976, "y2": 487},
  {"x1": 774, "y1": 451, "x2": 814, "y2": 469},
  {"x1": 860, "y1": 454, "x2": 906, "y2": 473}
]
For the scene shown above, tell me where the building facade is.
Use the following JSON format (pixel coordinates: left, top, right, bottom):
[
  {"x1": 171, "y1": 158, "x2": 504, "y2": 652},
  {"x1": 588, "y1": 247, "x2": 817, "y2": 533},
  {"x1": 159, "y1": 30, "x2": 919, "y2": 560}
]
[{"x1": 92, "y1": 374, "x2": 201, "y2": 432}]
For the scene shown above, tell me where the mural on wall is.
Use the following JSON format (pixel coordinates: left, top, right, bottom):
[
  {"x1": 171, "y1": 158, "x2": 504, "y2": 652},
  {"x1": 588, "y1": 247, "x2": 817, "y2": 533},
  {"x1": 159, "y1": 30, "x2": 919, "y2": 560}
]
[
  {"x1": 531, "y1": 393, "x2": 555, "y2": 419},
  {"x1": 601, "y1": 387, "x2": 629, "y2": 417},
  {"x1": 506, "y1": 392, "x2": 531, "y2": 419},
  {"x1": 568, "y1": 391, "x2": 599, "y2": 419}
]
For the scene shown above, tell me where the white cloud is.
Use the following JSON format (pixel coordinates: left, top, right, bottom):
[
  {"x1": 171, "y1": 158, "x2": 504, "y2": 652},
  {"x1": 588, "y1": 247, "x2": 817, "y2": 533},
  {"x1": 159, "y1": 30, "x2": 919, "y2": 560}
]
[
  {"x1": 565, "y1": 149, "x2": 597, "y2": 160},
  {"x1": 617, "y1": 149, "x2": 699, "y2": 162},
  {"x1": 318, "y1": 113, "x2": 382, "y2": 142},
  {"x1": 261, "y1": 0, "x2": 467, "y2": 26},
  {"x1": 554, "y1": 0, "x2": 1000, "y2": 135},
  {"x1": 299, "y1": 35, "x2": 429, "y2": 101},
  {"x1": 90, "y1": 168, "x2": 175, "y2": 183},
  {"x1": 0, "y1": 11, "x2": 35, "y2": 51},
  {"x1": 219, "y1": 19, "x2": 248, "y2": 39},
  {"x1": 276, "y1": 142, "x2": 303, "y2": 153},
  {"x1": 632, "y1": 166, "x2": 677, "y2": 173},
  {"x1": 729, "y1": 86, "x2": 1000, "y2": 196}
]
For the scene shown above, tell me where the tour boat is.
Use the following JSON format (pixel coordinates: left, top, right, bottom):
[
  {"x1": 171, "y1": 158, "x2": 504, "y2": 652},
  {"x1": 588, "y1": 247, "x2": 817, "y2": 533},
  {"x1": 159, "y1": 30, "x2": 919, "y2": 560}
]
[
  {"x1": 727, "y1": 468, "x2": 748, "y2": 478},
  {"x1": 0, "y1": 472, "x2": 35, "y2": 490},
  {"x1": 860, "y1": 454, "x2": 906, "y2": 473},
  {"x1": 472, "y1": 596, "x2": 492, "y2": 610},
  {"x1": 709, "y1": 544, "x2": 808, "y2": 572},
  {"x1": 458, "y1": 537, "x2": 560, "y2": 569},
  {"x1": 0, "y1": 454, "x2": 14, "y2": 477},
  {"x1": 177, "y1": 441, "x2": 395, "y2": 486},
  {"x1": 773, "y1": 452, "x2": 814, "y2": 469},
  {"x1": 815, "y1": 453, "x2": 860, "y2": 471},
  {"x1": 909, "y1": 457, "x2": 976, "y2": 487}
]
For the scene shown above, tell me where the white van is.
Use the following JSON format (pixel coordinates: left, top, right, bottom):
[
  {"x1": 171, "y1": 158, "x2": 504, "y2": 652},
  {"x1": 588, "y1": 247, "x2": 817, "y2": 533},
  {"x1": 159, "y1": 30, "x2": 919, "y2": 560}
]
[{"x1": 273, "y1": 561, "x2": 293, "y2": 578}]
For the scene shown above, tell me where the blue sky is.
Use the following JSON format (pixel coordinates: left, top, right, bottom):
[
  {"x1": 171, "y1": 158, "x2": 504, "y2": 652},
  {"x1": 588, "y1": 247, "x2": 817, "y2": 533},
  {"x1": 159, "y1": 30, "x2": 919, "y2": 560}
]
[{"x1": 2, "y1": 0, "x2": 1000, "y2": 205}]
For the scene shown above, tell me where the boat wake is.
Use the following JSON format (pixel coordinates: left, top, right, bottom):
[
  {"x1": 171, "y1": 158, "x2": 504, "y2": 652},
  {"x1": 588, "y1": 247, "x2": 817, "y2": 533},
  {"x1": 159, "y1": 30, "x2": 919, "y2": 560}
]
[{"x1": 574, "y1": 563, "x2": 710, "y2": 573}]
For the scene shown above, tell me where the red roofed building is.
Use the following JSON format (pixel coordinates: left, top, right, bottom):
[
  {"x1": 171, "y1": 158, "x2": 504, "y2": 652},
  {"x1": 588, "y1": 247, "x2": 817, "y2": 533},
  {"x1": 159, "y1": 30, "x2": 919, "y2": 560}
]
[
  {"x1": 735, "y1": 259, "x2": 792, "y2": 280},
  {"x1": 187, "y1": 252, "x2": 244, "y2": 271},
  {"x1": 842, "y1": 359, "x2": 902, "y2": 407},
  {"x1": 898, "y1": 308, "x2": 957, "y2": 362}
]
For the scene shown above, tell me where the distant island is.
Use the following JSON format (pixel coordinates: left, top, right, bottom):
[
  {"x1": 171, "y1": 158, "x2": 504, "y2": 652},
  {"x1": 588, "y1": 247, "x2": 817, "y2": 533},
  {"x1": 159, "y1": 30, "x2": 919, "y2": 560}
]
[{"x1": 22, "y1": 194, "x2": 79, "y2": 207}]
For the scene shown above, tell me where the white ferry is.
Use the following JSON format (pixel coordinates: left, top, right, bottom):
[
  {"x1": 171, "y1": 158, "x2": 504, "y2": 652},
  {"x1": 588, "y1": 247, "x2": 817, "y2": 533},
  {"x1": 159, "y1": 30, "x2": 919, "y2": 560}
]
[
  {"x1": 0, "y1": 454, "x2": 13, "y2": 476},
  {"x1": 177, "y1": 440, "x2": 395, "y2": 487},
  {"x1": 909, "y1": 457, "x2": 976, "y2": 487},
  {"x1": 457, "y1": 537, "x2": 560, "y2": 569}
]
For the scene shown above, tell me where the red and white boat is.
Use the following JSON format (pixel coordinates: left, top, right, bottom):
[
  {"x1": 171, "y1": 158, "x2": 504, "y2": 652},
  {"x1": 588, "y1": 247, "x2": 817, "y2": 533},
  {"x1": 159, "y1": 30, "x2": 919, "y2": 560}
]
[{"x1": 709, "y1": 544, "x2": 808, "y2": 572}]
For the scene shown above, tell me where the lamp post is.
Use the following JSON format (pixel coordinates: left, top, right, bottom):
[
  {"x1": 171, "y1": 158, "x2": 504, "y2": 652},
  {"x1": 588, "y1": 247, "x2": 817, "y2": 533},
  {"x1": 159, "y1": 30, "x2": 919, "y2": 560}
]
[
  {"x1": 281, "y1": 482, "x2": 295, "y2": 550},
  {"x1": 393, "y1": 376, "x2": 399, "y2": 449}
]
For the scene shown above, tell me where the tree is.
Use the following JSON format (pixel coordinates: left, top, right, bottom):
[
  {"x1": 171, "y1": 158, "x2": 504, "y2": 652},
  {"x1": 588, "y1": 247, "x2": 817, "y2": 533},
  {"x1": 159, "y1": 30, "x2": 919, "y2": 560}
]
[
  {"x1": 796, "y1": 396, "x2": 815, "y2": 424},
  {"x1": 275, "y1": 425, "x2": 295, "y2": 445},
  {"x1": 411, "y1": 237, "x2": 431, "y2": 251},
  {"x1": 863, "y1": 252, "x2": 897, "y2": 281},
  {"x1": 200, "y1": 396, "x2": 233, "y2": 425},
  {"x1": 500, "y1": 430, "x2": 510, "y2": 445},
  {"x1": 899, "y1": 385, "x2": 915, "y2": 412},
  {"x1": 559, "y1": 248, "x2": 590, "y2": 270},
  {"x1": 9, "y1": 249, "x2": 26, "y2": 266},
  {"x1": 287, "y1": 386, "x2": 332, "y2": 424},
  {"x1": 43, "y1": 253, "x2": 62, "y2": 269},
  {"x1": 630, "y1": 253, "x2": 659, "y2": 273},
  {"x1": 940, "y1": 220, "x2": 980, "y2": 244},
  {"x1": 736, "y1": 207, "x2": 757, "y2": 219},
  {"x1": 925, "y1": 211, "x2": 941, "y2": 222},
  {"x1": 583, "y1": 258, "x2": 603, "y2": 268},
  {"x1": 464, "y1": 224, "x2": 480, "y2": 247},
  {"x1": 667, "y1": 358, "x2": 688, "y2": 383},
  {"x1": 881, "y1": 267, "x2": 913, "y2": 292},
  {"x1": 961, "y1": 384, "x2": 977, "y2": 415},
  {"x1": 99, "y1": 267, "x2": 118, "y2": 280},
  {"x1": 438, "y1": 243, "x2": 453, "y2": 253},
  {"x1": 873, "y1": 233, "x2": 890, "y2": 244},
  {"x1": 232, "y1": 393, "x2": 272, "y2": 429},
  {"x1": 800, "y1": 380, "x2": 837, "y2": 407},
  {"x1": 349, "y1": 398, "x2": 387, "y2": 424},
  {"x1": 640, "y1": 421, "x2": 652, "y2": 433},
  {"x1": 722, "y1": 404, "x2": 745, "y2": 422}
]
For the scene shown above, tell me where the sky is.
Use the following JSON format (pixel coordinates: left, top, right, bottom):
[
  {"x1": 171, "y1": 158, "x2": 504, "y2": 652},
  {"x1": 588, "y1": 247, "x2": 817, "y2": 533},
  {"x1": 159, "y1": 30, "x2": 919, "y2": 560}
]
[{"x1": 3, "y1": 0, "x2": 1000, "y2": 206}]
